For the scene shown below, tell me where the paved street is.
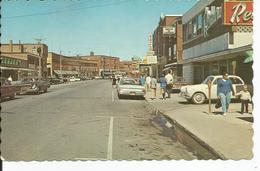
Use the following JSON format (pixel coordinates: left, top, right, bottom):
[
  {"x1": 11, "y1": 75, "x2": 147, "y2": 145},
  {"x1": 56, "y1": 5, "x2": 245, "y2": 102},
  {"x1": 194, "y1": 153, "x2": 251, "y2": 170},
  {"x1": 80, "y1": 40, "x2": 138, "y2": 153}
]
[{"x1": 1, "y1": 80, "x2": 197, "y2": 161}]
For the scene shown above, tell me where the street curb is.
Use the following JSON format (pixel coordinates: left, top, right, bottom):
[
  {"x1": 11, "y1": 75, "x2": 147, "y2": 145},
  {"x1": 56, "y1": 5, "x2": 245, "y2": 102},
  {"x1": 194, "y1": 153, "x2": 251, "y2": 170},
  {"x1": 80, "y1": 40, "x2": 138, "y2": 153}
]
[{"x1": 144, "y1": 97, "x2": 226, "y2": 160}]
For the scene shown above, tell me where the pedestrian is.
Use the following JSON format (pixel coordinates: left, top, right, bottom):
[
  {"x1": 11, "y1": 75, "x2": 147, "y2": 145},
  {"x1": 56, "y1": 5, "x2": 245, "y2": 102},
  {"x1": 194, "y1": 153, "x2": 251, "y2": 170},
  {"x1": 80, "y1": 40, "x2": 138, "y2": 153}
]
[
  {"x1": 236, "y1": 85, "x2": 252, "y2": 114},
  {"x1": 140, "y1": 75, "x2": 145, "y2": 86},
  {"x1": 112, "y1": 75, "x2": 117, "y2": 88},
  {"x1": 159, "y1": 74, "x2": 167, "y2": 100},
  {"x1": 7, "y1": 75, "x2": 13, "y2": 83},
  {"x1": 217, "y1": 72, "x2": 235, "y2": 115},
  {"x1": 165, "y1": 70, "x2": 173, "y2": 98},
  {"x1": 150, "y1": 76, "x2": 157, "y2": 100},
  {"x1": 145, "y1": 75, "x2": 151, "y2": 91}
]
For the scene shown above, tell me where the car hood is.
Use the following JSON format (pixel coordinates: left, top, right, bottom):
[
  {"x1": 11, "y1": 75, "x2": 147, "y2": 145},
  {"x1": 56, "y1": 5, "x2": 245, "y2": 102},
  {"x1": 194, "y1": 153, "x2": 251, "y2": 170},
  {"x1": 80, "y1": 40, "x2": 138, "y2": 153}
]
[{"x1": 118, "y1": 84, "x2": 144, "y2": 89}]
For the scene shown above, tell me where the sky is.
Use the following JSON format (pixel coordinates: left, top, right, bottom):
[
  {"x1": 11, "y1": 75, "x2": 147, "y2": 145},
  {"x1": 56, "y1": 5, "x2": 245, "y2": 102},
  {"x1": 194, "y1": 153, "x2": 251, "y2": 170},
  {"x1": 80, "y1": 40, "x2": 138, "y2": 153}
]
[{"x1": 2, "y1": 0, "x2": 198, "y2": 60}]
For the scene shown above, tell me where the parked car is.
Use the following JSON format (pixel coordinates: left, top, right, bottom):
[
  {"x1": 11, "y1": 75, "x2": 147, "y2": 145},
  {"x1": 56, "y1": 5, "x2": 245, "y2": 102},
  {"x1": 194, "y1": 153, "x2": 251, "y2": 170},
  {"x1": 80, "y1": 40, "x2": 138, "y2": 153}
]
[
  {"x1": 0, "y1": 77, "x2": 18, "y2": 99},
  {"x1": 22, "y1": 78, "x2": 50, "y2": 94},
  {"x1": 48, "y1": 77, "x2": 64, "y2": 85},
  {"x1": 69, "y1": 76, "x2": 80, "y2": 82},
  {"x1": 180, "y1": 75, "x2": 245, "y2": 104},
  {"x1": 117, "y1": 78, "x2": 146, "y2": 99}
]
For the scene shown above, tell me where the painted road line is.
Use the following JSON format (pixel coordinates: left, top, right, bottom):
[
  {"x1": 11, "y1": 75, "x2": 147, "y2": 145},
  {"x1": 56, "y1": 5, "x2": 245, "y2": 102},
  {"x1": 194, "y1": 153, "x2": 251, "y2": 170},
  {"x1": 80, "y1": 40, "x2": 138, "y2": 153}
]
[
  {"x1": 107, "y1": 116, "x2": 114, "y2": 160},
  {"x1": 96, "y1": 115, "x2": 147, "y2": 120}
]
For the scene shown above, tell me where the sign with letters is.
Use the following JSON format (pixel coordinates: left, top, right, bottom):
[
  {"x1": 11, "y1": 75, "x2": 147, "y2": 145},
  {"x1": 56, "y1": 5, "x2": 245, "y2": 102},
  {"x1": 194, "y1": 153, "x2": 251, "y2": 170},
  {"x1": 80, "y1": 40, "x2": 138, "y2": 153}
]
[{"x1": 224, "y1": 1, "x2": 253, "y2": 25}]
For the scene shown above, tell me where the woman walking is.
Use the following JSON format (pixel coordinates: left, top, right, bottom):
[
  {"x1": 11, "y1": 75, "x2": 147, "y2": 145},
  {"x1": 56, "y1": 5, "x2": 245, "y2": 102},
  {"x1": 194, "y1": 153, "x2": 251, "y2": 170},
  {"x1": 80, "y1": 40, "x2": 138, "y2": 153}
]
[
  {"x1": 217, "y1": 72, "x2": 235, "y2": 115},
  {"x1": 150, "y1": 76, "x2": 157, "y2": 100}
]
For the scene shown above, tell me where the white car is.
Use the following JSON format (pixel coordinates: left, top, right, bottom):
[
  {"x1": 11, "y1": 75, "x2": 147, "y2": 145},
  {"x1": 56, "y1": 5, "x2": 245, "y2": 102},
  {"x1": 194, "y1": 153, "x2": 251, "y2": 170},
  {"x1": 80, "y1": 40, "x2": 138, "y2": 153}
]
[
  {"x1": 117, "y1": 78, "x2": 146, "y2": 99},
  {"x1": 69, "y1": 77, "x2": 80, "y2": 82},
  {"x1": 180, "y1": 75, "x2": 245, "y2": 104}
]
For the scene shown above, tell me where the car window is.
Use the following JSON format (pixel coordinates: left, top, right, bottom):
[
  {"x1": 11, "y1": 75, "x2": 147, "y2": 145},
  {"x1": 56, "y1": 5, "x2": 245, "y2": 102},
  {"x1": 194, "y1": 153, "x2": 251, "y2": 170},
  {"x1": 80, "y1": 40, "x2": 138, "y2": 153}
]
[
  {"x1": 120, "y1": 79, "x2": 139, "y2": 85},
  {"x1": 229, "y1": 77, "x2": 243, "y2": 84}
]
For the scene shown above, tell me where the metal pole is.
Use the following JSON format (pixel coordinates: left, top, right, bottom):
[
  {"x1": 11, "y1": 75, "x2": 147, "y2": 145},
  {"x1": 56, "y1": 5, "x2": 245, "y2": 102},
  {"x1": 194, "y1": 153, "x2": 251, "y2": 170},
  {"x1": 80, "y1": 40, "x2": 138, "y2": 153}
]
[{"x1": 208, "y1": 80, "x2": 212, "y2": 114}]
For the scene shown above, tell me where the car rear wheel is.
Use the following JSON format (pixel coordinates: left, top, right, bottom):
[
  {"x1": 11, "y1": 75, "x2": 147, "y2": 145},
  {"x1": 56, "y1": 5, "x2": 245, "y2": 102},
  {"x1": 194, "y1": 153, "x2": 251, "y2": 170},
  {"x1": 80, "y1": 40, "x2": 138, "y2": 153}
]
[{"x1": 192, "y1": 92, "x2": 206, "y2": 104}]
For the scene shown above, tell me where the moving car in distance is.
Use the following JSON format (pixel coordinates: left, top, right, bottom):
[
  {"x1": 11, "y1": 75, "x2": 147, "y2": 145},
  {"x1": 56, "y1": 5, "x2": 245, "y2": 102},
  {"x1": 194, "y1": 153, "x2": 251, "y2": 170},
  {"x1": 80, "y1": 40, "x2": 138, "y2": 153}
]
[
  {"x1": 180, "y1": 75, "x2": 246, "y2": 104},
  {"x1": 117, "y1": 78, "x2": 146, "y2": 99},
  {"x1": 48, "y1": 77, "x2": 64, "y2": 85}
]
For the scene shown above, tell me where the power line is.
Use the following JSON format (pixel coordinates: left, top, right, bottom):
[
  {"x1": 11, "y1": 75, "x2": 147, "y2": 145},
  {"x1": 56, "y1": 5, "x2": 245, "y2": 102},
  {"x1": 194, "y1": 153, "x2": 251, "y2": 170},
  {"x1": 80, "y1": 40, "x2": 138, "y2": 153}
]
[{"x1": 5, "y1": 0, "x2": 132, "y2": 19}]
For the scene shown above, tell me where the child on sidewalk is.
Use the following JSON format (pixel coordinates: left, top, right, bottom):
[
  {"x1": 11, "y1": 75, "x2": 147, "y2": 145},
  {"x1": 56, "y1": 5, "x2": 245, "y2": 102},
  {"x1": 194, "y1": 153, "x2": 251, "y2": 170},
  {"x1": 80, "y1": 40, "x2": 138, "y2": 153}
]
[{"x1": 236, "y1": 85, "x2": 252, "y2": 114}]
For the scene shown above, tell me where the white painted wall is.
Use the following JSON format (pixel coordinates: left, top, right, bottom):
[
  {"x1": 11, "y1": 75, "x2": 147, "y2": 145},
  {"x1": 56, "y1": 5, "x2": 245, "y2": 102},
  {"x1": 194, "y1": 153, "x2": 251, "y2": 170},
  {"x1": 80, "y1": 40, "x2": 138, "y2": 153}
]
[
  {"x1": 183, "y1": 32, "x2": 253, "y2": 60},
  {"x1": 229, "y1": 32, "x2": 253, "y2": 49}
]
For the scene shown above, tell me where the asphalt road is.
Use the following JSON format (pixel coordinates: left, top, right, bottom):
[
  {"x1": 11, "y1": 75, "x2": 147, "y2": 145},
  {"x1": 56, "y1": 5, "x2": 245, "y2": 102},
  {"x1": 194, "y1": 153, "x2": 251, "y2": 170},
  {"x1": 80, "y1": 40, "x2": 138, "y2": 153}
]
[{"x1": 1, "y1": 80, "x2": 197, "y2": 161}]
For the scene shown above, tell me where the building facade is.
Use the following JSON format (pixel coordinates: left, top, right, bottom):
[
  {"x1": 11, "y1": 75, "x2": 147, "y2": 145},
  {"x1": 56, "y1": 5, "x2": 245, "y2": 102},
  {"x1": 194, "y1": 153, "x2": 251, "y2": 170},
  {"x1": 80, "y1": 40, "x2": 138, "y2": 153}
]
[
  {"x1": 153, "y1": 15, "x2": 183, "y2": 77},
  {"x1": 1, "y1": 41, "x2": 49, "y2": 78},
  {"x1": 119, "y1": 61, "x2": 134, "y2": 75},
  {"x1": 81, "y1": 54, "x2": 120, "y2": 77},
  {"x1": 47, "y1": 52, "x2": 98, "y2": 77},
  {"x1": 181, "y1": 0, "x2": 253, "y2": 84},
  {"x1": 1, "y1": 52, "x2": 41, "y2": 81}
]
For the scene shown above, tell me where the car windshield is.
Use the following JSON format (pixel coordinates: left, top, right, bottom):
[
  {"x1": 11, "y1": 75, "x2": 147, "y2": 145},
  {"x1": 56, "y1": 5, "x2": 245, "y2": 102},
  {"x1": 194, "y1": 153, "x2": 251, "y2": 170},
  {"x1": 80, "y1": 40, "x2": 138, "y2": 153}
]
[
  {"x1": 120, "y1": 79, "x2": 140, "y2": 85},
  {"x1": 202, "y1": 76, "x2": 214, "y2": 84}
]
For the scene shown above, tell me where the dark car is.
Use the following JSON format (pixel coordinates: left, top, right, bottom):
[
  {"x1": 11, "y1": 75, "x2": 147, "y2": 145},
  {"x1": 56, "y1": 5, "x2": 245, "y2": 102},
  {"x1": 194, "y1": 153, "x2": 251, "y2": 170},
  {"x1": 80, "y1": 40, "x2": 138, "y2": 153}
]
[
  {"x1": 0, "y1": 77, "x2": 18, "y2": 99},
  {"x1": 22, "y1": 78, "x2": 50, "y2": 94},
  {"x1": 48, "y1": 77, "x2": 64, "y2": 85}
]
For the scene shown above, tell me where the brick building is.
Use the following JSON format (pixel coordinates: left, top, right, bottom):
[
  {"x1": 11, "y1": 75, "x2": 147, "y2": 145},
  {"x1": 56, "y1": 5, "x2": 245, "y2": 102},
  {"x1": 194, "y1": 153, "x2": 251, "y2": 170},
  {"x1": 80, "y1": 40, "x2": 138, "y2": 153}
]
[
  {"x1": 80, "y1": 54, "x2": 120, "y2": 77},
  {"x1": 1, "y1": 40, "x2": 48, "y2": 80},
  {"x1": 47, "y1": 52, "x2": 98, "y2": 77},
  {"x1": 153, "y1": 15, "x2": 183, "y2": 77}
]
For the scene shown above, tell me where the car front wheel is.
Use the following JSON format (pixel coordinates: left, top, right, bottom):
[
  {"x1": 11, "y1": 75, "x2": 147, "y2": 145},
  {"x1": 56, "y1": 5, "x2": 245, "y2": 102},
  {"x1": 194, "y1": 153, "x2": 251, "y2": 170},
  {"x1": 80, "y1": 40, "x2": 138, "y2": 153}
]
[{"x1": 192, "y1": 92, "x2": 206, "y2": 104}]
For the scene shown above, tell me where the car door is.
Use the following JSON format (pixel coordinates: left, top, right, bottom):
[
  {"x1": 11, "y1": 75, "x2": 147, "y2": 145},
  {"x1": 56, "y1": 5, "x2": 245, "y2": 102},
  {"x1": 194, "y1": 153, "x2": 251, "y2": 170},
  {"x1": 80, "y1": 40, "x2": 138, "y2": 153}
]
[{"x1": 211, "y1": 77, "x2": 221, "y2": 99}]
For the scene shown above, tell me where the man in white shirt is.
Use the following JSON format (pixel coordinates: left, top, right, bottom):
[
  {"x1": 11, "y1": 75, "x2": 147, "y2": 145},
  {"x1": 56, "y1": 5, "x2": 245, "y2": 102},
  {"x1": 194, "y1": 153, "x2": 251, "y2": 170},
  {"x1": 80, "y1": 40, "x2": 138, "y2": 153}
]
[
  {"x1": 145, "y1": 75, "x2": 151, "y2": 91},
  {"x1": 165, "y1": 70, "x2": 174, "y2": 98}
]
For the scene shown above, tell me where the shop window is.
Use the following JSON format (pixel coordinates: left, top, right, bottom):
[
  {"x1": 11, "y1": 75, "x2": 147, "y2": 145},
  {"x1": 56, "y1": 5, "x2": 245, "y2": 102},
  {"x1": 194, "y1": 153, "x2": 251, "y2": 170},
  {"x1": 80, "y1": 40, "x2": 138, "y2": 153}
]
[{"x1": 229, "y1": 77, "x2": 243, "y2": 85}]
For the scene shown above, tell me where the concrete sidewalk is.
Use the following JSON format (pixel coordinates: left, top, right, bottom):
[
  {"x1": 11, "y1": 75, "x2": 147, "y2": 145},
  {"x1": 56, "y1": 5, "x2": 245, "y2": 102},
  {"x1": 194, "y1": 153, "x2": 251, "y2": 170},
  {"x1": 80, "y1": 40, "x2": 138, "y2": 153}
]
[{"x1": 145, "y1": 86, "x2": 253, "y2": 160}]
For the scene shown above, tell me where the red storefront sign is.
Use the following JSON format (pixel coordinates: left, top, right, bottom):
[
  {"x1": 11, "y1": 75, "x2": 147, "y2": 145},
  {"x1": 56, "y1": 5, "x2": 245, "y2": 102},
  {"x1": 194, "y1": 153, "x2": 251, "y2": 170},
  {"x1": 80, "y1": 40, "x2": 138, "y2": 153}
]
[{"x1": 224, "y1": 1, "x2": 253, "y2": 25}]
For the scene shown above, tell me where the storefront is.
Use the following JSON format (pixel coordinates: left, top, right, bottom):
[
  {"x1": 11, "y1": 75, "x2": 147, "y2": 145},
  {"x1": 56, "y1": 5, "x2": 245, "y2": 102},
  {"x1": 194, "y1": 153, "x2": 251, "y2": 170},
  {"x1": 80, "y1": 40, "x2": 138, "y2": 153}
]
[
  {"x1": 0, "y1": 55, "x2": 37, "y2": 81},
  {"x1": 181, "y1": 0, "x2": 253, "y2": 84}
]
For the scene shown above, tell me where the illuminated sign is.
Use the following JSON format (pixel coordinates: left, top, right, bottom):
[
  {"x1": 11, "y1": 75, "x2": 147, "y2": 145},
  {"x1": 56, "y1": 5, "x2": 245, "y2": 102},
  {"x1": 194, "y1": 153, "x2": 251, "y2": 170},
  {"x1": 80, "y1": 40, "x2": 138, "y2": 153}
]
[{"x1": 224, "y1": 1, "x2": 253, "y2": 25}]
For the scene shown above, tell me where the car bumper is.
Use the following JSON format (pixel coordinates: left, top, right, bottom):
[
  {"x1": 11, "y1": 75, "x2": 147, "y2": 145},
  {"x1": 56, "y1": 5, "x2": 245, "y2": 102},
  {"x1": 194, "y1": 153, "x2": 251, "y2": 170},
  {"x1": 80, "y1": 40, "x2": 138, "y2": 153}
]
[
  {"x1": 118, "y1": 89, "x2": 145, "y2": 96},
  {"x1": 180, "y1": 92, "x2": 192, "y2": 99}
]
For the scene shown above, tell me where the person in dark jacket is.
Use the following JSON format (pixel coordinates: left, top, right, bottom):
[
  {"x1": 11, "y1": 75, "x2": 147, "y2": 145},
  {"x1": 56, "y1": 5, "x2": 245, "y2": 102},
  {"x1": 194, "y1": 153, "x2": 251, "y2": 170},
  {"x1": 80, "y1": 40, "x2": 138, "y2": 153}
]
[{"x1": 217, "y1": 72, "x2": 235, "y2": 115}]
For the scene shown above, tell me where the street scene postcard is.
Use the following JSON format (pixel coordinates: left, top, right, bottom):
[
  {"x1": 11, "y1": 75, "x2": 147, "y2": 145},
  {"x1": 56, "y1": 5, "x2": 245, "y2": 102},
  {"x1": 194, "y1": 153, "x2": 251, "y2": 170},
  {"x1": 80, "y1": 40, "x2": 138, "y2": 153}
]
[{"x1": 1, "y1": 0, "x2": 259, "y2": 170}]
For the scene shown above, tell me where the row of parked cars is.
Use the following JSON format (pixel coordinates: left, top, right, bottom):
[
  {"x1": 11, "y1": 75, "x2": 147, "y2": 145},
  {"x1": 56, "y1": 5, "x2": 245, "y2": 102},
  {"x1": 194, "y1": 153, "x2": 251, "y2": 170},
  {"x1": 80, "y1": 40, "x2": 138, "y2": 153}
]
[{"x1": 0, "y1": 77, "x2": 51, "y2": 100}]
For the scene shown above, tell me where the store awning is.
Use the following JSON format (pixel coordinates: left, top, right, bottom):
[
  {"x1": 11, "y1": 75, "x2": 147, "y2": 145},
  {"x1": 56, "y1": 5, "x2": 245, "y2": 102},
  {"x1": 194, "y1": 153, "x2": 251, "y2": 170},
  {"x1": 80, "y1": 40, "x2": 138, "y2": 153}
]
[
  {"x1": 0, "y1": 66, "x2": 36, "y2": 71},
  {"x1": 244, "y1": 50, "x2": 253, "y2": 63},
  {"x1": 53, "y1": 70, "x2": 67, "y2": 75},
  {"x1": 164, "y1": 62, "x2": 178, "y2": 68}
]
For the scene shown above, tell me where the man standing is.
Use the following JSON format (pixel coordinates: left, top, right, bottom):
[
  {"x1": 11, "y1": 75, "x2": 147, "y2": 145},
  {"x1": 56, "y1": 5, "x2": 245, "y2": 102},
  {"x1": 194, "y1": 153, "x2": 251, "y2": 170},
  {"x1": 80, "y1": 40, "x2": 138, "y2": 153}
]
[
  {"x1": 217, "y1": 72, "x2": 235, "y2": 115},
  {"x1": 165, "y1": 70, "x2": 173, "y2": 98},
  {"x1": 145, "y1": 75, "x2": 151, "y2": 91}
]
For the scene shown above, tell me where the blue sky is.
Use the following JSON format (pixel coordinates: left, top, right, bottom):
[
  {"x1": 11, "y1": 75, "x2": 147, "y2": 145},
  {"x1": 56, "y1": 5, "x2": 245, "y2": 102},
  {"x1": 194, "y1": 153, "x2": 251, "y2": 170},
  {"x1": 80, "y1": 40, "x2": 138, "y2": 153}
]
[{"x1": 2, "y1": 0, "x2": 198, "y2": 60}]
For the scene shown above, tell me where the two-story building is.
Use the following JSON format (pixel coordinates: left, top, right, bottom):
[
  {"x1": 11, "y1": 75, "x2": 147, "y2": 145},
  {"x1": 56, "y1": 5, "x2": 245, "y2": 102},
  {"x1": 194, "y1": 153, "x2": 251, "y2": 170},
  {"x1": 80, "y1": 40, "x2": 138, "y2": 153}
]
[{"x1": 181, "y1": 0, "x2": 253, "y2": 84}]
